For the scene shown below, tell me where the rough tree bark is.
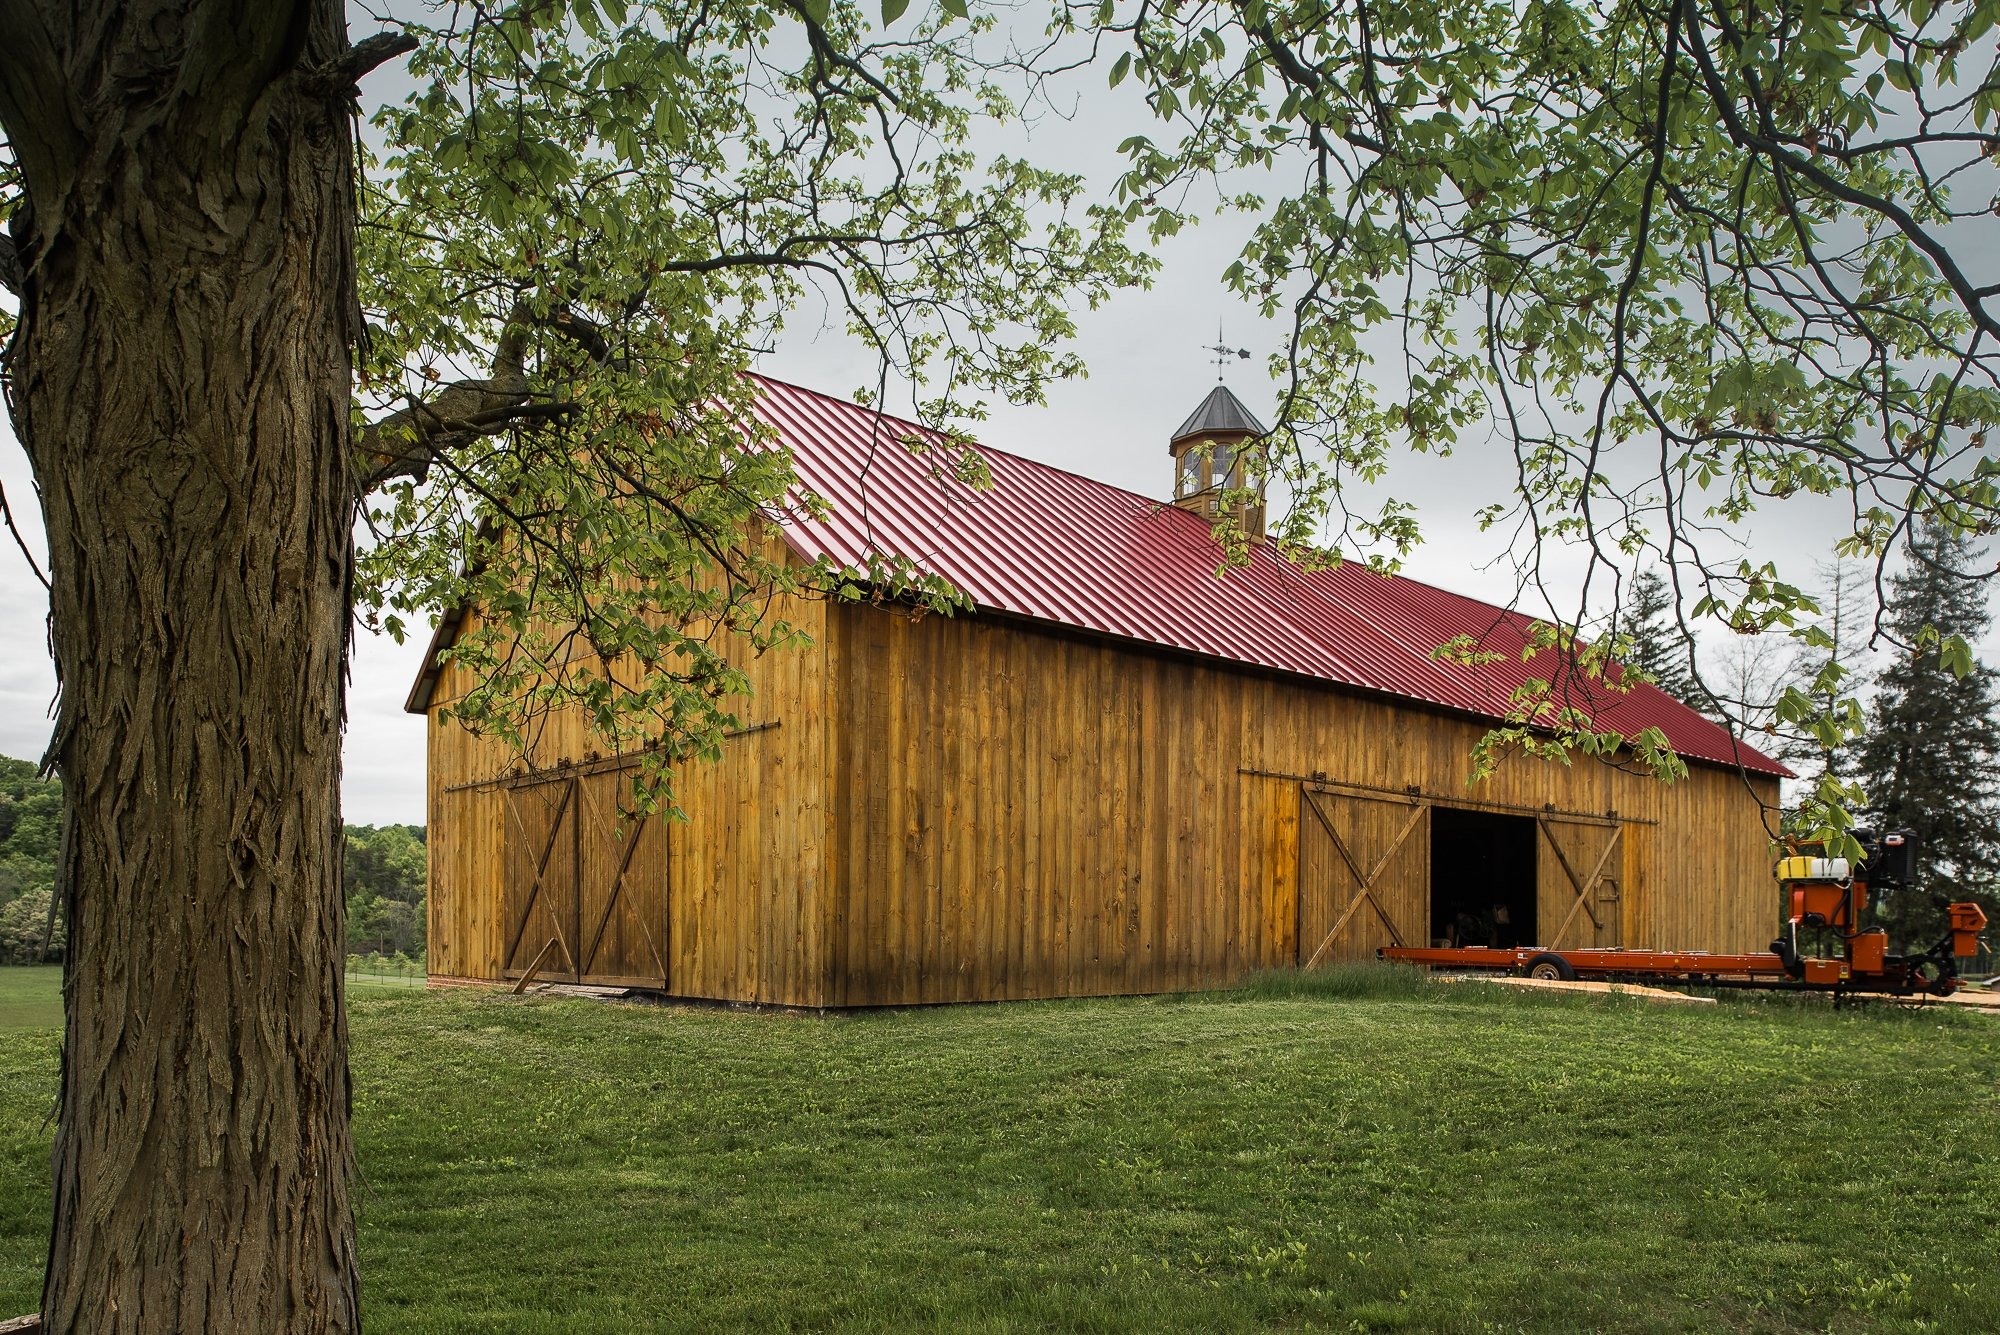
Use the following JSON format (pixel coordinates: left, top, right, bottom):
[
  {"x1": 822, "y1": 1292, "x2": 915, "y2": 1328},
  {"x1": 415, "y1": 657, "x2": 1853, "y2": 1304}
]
[{"x1": 1, "y1": 3, "x2": 366, "y2": 1330}]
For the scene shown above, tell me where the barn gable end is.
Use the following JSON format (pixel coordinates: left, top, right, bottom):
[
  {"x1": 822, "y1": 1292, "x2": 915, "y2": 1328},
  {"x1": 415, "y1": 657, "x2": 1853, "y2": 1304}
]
[{"x1": 423, "y1": 557, "x2": 839, "y2": 1007}]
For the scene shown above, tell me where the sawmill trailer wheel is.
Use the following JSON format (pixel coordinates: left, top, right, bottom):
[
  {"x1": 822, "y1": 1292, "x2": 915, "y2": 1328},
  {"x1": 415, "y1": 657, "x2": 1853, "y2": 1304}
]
[{"x1": 1522, "y1": 953, "x2": 1577, "y2": 982}]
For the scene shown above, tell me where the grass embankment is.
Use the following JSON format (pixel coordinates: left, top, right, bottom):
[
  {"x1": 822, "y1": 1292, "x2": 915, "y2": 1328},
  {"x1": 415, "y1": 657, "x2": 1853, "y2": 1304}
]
[{"x1": 2, "y1": 966, "x2": 1997, "y2": 1333}]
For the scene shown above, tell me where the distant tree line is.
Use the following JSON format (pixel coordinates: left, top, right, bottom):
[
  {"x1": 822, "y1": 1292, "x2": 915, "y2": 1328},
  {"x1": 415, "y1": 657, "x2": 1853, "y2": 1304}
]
[
  {"x1": 0, "y1": 756, "x2": 62, "y2": 963},
  {"x1": 0, "y1": 757, "x2": 425, "y2": 965},
  {"x1": 343, "y1": 823, "x2": 427, "y2": 961},
  {"x1": 1625, "y1": 525, "x2": 2000, "y2": 955}
]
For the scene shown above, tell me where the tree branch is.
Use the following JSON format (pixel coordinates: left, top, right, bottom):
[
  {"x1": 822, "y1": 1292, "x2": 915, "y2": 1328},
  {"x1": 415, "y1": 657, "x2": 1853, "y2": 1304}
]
[
  {"x1": 0, "y1": 232, "x2": 19, "y2": 296},
  {"x1": 353, "y1": 322, "x2": 544, "y2": 491},
  {"x1": 305, "y1": 31, "x2": 420, "y2": 96},
  {"x1": 355, "y1": 395, "x2": 574, "y2": 492},
  {"x1": 0, "y1": 476, "x2": 49, "y2": 591},
  {"x1": 352, "y1": 290, "x2": 658, "y2": 492},
  {"x1": 1241, "y1": 19, "x2": 1385, "y2": 154},
  {"x1": 1679, "y1": 0, "x2": 2000, "y2": 343}
]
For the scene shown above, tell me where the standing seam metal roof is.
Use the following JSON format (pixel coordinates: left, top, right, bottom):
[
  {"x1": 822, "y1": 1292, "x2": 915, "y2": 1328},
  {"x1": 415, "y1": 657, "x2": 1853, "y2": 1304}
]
[{"x1": 749, "y1": 373, "x2": 1789, "y2": 779}]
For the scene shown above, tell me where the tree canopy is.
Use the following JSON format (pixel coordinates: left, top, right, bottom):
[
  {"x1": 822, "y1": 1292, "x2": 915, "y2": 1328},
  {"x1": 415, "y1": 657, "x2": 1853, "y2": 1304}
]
[
  {"x1": 341, "y1": 0, "x2": 2000, "y2": 839},
  {"x1": 343, "y1": 824, "x2": 428, "y2": 960},
  {"x1": 1081, "y1": 0, "x2": 2000, "y2": 834},
  {"x1": 349, "y1": 0, "x2": 1147, "y2": 796},
  {"x1": 0, "y1": 755, "x2": 61, "y2": 964},
  {"x1": 12, "y1": 0, "x2": 1993, "y2": 830}
]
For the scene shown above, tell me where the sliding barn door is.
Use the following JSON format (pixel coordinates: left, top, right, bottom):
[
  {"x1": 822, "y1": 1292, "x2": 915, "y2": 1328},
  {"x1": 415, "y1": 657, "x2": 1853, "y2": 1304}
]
[
  {"x1": 1537, "y1": 816, "x2": 1625, "y2": 949},
  {"x1": 1297, "y1": 786, "x2": 1429, "y2": 966},
  {"x1": 503, "y1": 768, "x2": 671, "y2": 988},
  {"x1": 574, "y1": 772, "x2": 669, "y2": 988},
  {"x1": 502, "y1": 775, "x2": 582, "y2": 984}
]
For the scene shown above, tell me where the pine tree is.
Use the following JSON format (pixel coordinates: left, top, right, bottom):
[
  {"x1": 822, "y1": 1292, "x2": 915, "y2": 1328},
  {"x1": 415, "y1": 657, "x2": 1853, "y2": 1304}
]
[
  {"x1": 1853, "y1": 524, "x2": 2000, "y2": 948},
  {"x1": 1622, "y1": 569, "x2": 1701, "y2": 703}
]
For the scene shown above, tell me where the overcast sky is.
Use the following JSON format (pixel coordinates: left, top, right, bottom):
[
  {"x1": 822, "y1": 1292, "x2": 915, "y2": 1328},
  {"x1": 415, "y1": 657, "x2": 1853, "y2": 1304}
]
[{"x1": 0, "y1": 11, "x2": 1979, "y2": 825}]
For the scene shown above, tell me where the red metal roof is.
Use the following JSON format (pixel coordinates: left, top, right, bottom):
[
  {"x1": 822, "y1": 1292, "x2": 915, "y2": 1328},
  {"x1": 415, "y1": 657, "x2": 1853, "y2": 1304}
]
[{"x1": 750, "y1": 374, "x2": 1789, "y2": 778}]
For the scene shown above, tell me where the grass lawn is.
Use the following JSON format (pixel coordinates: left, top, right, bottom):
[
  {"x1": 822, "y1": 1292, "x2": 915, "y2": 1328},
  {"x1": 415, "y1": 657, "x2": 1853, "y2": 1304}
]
[
  {"x1": 2, "y1": 967, "x2": 1997, "y2": 1333},
  {"x1": 0, "y1": 967, "x2": 61, "y2": 1032}
]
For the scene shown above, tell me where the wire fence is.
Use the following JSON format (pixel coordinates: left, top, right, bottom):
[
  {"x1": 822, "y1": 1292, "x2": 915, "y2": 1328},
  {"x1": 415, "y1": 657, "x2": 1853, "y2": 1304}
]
[{"x1": 344, "y1": 953, "x2": 426, "y2": 987}]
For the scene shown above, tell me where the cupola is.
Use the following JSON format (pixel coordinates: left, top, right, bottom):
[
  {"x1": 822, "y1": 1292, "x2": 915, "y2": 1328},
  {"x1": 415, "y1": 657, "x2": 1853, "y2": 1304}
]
[{"x1": 1169, "y1": 384, "x2": 1268, "y2": 538}]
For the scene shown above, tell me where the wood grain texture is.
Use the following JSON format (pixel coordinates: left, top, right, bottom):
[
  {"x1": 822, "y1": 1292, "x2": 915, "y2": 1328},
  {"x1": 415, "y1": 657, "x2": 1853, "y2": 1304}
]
[
  {"x1": 424, "y1": 553, "x2": 833, "y2": 1007},
  {"x1": 427, "y1": 567, "x2": 1782, "y2": 1008},
  {"x1": 824, "y1": 604, "x2": 1781, "y2": 1005}
]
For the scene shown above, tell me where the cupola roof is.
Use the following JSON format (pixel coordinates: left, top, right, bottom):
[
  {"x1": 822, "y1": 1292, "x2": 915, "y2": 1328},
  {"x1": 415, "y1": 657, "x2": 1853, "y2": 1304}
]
[{"x1": 1169, "y1": 385, "x2": 1267, "y2": 449}]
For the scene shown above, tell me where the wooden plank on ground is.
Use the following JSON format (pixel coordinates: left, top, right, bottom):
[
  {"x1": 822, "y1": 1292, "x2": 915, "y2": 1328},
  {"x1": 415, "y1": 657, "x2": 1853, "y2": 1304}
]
[
  {"x1": 1436, "y1": 974, "x2": 1717, "y2": 1005},
  {"x1": 1904, "y1": 989, "x2": 2000, "y2": 1012},
  {"x1": 510, "y1": 936, "x2": 562, "y2": 994}
]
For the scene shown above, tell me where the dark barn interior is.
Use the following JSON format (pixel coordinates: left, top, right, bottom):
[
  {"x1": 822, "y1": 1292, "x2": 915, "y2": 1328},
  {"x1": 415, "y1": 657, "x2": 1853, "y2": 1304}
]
[{"x1": 1429, "y1": 808, "x2": 1538, "y2": 948}]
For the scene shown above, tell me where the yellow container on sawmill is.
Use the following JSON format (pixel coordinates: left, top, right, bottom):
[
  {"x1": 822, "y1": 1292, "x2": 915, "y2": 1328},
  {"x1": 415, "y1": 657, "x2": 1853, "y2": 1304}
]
[{"x1": 1775, "y1": 855, "x2": 1851, "y2": 883}]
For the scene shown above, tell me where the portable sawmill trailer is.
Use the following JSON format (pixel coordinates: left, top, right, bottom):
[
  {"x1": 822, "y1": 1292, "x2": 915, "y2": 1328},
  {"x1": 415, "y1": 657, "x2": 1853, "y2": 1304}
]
[{"x1": 1383, "y1": 828, "x2": 1991, "y2": 996}]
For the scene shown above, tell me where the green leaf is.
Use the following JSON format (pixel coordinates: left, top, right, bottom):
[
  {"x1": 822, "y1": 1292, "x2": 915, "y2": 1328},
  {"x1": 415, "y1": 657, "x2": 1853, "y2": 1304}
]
[
  {"x1": 1110, "y1": 52, "x2": 1132, "y2": 89},
  {"x1": 1940, "y1": 634, "x2": 1975, "y2": 678}
]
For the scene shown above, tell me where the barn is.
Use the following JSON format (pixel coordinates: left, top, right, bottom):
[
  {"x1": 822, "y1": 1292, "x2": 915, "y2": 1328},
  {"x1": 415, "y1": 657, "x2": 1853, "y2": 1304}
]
[{"x1": 409, "y1": 374, "x2": 1789, "y2": 1006}]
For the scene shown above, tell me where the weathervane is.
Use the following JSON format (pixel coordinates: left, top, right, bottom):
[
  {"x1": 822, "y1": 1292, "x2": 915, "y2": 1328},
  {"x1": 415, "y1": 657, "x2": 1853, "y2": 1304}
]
[{"x1": 1206, "y1": 321, "x2": 1251, "y2": 381}]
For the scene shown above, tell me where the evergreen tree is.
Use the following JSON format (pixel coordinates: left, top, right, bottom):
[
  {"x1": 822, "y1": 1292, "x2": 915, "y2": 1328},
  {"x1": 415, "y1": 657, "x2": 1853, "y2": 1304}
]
[
  {"x1": 1622, "y1": 570, "x2": 1701, "y2": 704},
  {"x1": 1853, "y1": 525, "x2": 2000, "y2": 948}
]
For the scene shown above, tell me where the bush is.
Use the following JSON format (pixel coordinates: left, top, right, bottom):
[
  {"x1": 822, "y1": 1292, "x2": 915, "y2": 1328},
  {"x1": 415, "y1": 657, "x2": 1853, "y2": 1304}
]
[
  {"x1": 346, "y1": 951, "x2": 423, "y2": 981},
  {"x1": 0, "y1": 889, "x2": 61, "y2": 964}
]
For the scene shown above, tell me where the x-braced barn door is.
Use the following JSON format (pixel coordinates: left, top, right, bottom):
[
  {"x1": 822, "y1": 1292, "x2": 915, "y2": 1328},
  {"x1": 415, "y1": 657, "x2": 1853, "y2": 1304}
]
[
  {"x1": 503, "y1": 775, "x2": 581, "y2": 985},
  {"x1": 1536, "y1": 815, "x2": 1624, "y2": 949},
  {"x1": 1297, "y1": 785, "x2": 1429, "y2": 967},
  {"x1": 503, "y1": 769, "x2": 671, "y2": 988},
  {"x1": 573, "y1": 772, "x2": 669, "y2": 988}
]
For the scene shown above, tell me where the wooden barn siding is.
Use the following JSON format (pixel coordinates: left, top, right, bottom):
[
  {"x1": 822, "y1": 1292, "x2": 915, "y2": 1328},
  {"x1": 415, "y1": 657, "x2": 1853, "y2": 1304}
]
[
  {"x1": 423, "y1": 588, "x2": 834, "y2": 1007},
  {"x1": 827, "y1": 604, "x2": 1783, "y2": 1007}
]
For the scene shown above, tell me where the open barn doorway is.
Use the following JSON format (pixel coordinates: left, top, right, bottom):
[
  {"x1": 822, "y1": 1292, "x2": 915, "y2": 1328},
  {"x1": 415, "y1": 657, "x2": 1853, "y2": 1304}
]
[{"x1": 1429, "y1": 808, "x2": 1537, "y2": 948}]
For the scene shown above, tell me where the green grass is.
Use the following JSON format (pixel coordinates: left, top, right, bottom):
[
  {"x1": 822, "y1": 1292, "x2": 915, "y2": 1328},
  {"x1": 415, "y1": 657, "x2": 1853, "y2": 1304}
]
[
  {"x1": 2, "y1": 968, "x2": 1998, "y2": 1333},
  {"x1": 0, "y1": 967, "x2": 61, "y2": 1031},
  {"x1": 0, "y1": 963, "x2": 419, "y2": 1028}
]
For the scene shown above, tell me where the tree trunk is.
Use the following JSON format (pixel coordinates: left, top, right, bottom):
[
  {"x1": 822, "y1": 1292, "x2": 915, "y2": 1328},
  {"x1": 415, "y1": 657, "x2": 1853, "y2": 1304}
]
[{"x1": 1, "y1": 3, "x2": 362, "y2": 1330}]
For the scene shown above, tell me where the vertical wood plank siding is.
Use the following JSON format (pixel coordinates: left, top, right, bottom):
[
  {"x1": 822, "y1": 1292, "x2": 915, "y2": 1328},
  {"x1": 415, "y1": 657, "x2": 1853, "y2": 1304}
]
[
  {"x1": 426, "y1": 586, "x2": 1781, "y2": 1007},
  {"x1": 824, "y1": 604, "x2": 1780, "y2": 1006}
]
